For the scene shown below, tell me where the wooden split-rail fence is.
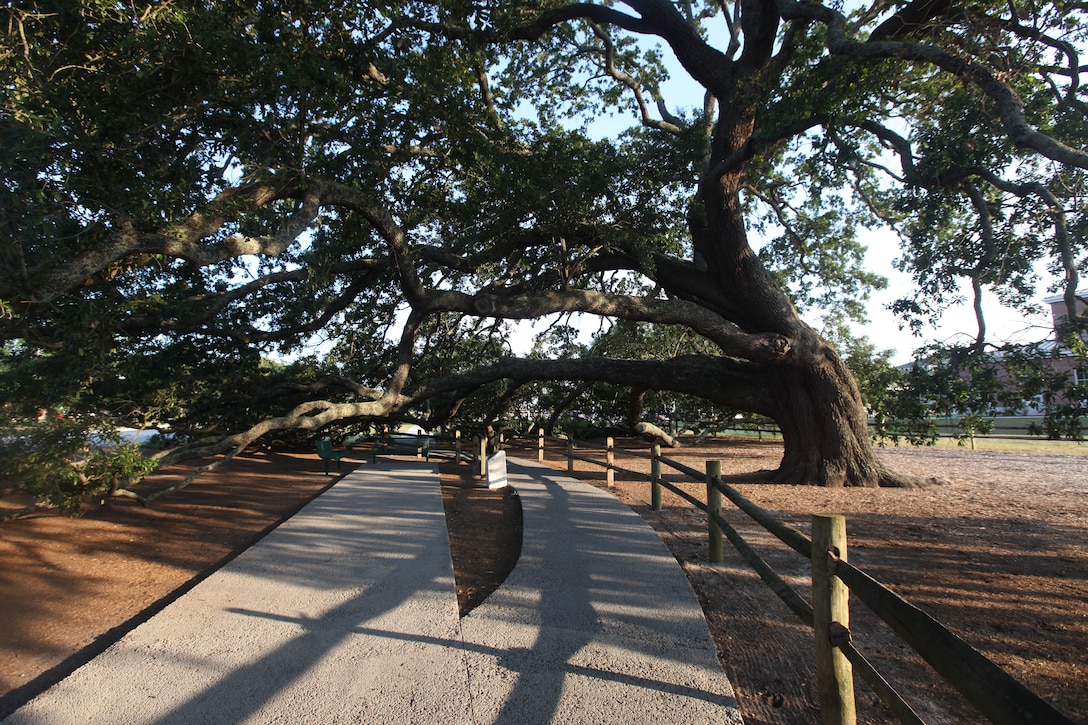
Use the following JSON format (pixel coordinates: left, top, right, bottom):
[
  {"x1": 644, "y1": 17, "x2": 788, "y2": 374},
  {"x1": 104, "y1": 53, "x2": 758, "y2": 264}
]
[{"x1": 442, "y1": 429, "x2": 1074, "y2": 725}]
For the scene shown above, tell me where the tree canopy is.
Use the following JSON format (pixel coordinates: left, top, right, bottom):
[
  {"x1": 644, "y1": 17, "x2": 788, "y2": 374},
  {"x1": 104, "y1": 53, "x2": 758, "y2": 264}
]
[{"x1": 2, "y1": 0, "x2": 1086, "y2": 508}]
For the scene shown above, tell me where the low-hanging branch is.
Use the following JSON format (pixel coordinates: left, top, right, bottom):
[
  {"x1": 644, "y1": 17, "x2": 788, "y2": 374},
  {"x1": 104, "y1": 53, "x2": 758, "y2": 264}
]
[
  {"x1": 405, "y1": 353, "x2": 780, "y2": 418},
  {"x1": 122, "y1": 311, "x2": 431, "y2": 502}
]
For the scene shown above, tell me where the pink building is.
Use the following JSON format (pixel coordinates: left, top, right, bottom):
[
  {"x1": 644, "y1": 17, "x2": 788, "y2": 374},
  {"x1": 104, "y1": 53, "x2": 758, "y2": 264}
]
[
  {"x1": 1042, "y1": 290, "x2": 1087, "y2": 387},
  {"x1": 1043, "y1": 290, "x2": 1088, "y2": 340}
]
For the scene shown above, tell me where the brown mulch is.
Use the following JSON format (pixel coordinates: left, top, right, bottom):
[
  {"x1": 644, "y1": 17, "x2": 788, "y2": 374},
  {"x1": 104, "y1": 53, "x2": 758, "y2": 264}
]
[
  {"x1": 438, "y1": 462, "x2": 522, "y2": 616},
  {"x1": 0, "y1": 451, "x2": 339, "y2": 719},
  {"x1": 2, "y1": 439, "x2": 1086, "y2": 725}
]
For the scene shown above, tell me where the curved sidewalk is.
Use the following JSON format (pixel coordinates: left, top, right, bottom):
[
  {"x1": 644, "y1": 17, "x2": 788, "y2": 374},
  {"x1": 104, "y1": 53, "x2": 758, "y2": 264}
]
[{"x1": 5, "y1": 459, "x2": 742, "y2": 725}]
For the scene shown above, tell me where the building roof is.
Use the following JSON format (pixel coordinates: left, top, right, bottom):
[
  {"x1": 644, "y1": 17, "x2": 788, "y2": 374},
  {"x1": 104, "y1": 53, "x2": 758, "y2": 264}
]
[{"x1": 1042, "y1": 289, "x2": 1088, "y2": 305}]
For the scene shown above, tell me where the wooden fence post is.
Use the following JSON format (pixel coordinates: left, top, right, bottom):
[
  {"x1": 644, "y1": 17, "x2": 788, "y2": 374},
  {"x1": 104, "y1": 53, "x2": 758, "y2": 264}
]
[
  {"x1": 606, "y1": 436, "x2": 615, "y2": 488},
  {"x1": 455, "y1": 429, "x2": 462, "y2": 464},
  {"x1": 498, "y1": 431, "x2": 505, "y2": 451},
  {"x1": 415, "y1": 431, "x2": 423, "y2": 459},
  {"x1": 706, "y1": 461, "x2": 723, "y2": 563},
  {"x1": 651, "y1": 443, "x2": 662, "y2": 511},
  {"x1": 812, "y1": 515, "x2": 856, "y2": 725},
  {"x1": 477, "y1": 435, "x2": 487, "y2": 478},
  {"x1": 567, "y1": 437, "x2": 574, "y2": 473},
  {"x1": 538, "y1": 428, "x2": 545, "y2": 463}
]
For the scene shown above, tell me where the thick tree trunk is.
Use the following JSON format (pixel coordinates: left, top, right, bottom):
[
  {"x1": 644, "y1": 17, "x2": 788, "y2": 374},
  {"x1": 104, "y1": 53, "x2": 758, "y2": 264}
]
[
  {"x1": 767, "y1": 332, "x2": 914, "y2": 487},
  {"x1": 627, "y1": 7, "x2": 912, "y2": 487},
  {"x1": 694, "y1": 145, "x2": 911, "y2": 486}
]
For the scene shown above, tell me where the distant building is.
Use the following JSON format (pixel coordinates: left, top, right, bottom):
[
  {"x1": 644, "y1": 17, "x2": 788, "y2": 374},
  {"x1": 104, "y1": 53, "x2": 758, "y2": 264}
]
[
  {"x1": 898, "y1": 290, "x2": 1087, "y2": 417},
  {"x1": 1040, "y1": 290, "x2": 1087, "y2": 388},
  {"x1": 1043, "y1": 290, "x2": 1088, "y2": 342},
  {"x1": 993, "y1": 290, "x2": 1086, "y2": 414}
]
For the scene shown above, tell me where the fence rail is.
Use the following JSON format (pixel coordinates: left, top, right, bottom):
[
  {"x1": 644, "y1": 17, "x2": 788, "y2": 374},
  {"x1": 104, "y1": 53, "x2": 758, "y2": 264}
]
[{"x1": 485, "y1": 431, "x2": 1074, "y2": 725}]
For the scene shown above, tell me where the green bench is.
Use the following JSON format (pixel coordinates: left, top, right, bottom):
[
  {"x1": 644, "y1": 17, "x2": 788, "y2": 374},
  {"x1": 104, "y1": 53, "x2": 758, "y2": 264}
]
[
  {"x1": 316, "y1": 437, "x2": 346, "y2": 475},
  {"x1": 371, "y1": 435, "x2": 430, "y2": 463}
]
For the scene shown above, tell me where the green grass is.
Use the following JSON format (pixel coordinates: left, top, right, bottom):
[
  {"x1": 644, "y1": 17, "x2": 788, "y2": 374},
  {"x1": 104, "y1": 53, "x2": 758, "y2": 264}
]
[
  {"x1": 712, "y1": 428, "x2": 1087, "y2": 456},
  {"x1": 909, "y1": 436, "x2": 1088, "y2": 456},
  {"x1": 879, "y1": 415, "x2": 1088, "y2": 455},
  {"x1": 691, "y1": 419, "x2": 1087, "y2": 455}
]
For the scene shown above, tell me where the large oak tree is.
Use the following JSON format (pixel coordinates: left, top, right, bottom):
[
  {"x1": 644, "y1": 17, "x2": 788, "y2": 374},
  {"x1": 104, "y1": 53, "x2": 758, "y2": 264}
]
[{"x1": 2, "y1": 0, "x2": 1085, "y2": 499}]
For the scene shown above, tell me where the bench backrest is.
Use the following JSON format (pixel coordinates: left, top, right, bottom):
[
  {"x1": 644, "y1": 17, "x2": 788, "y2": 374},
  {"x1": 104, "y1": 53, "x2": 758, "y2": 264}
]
[{"x1": 384, "y1": 435, "x2": 430, "y2": 449}]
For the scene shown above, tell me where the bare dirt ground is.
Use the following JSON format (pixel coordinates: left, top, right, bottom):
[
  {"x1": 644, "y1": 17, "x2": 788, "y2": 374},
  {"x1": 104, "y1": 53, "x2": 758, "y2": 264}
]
[
  {"x1": 0, "y1": 451, "x2": 339, "y2": 718},
  {"x1": 438, "y1": 462, "x2": 522, "y2": 616},
  {"x1": 1, "y1": 439, "x2": 1086, "y2": 725}
]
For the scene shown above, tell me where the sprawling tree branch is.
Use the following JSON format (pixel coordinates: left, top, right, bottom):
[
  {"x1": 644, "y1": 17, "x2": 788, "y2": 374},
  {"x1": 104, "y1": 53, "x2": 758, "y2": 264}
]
[
  {"x1": 20, "y1": 179, "x2": 316, "y2": 304},
  {"x1": 587, "y1": 21, "x2": 684, "y2": 134},
  {"x1": 775, "y1": 0, "x2": 1088, "y2": 169},
  {"x1": 407, "y1": 353, "x2": 779, "y2": 416},
  {"x1": 130, "y1": 310, "x2": 430, "y2": 501},
  {"x1": 422, "y1": 286, "x2": 791, "y2": 362}
]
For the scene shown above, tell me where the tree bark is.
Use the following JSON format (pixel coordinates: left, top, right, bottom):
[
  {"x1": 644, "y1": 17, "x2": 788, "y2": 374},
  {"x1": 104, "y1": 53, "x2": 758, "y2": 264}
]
[
  {"x1": 692, "y1": 194, "x2": 905, "y2": 486},
  {"x1": 633, "y1": 422, "x2": 681, "y2": 448},
  {"x1": 766, "y1": 334, "x2": 910, "y2": 487},
  {"x1": 687, "y1": 62, "x2": 904, "y2": 486}
]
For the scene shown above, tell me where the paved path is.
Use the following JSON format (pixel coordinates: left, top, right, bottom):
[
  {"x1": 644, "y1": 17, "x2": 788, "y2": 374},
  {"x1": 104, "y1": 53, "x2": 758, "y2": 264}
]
[{"x1": 5, "y1": 459, "x2": 742, "y2": 724}]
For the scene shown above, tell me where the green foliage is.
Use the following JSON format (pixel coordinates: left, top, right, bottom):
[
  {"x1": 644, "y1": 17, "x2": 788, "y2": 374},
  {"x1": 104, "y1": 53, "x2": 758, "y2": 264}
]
[
  {"x1": 592, "y1": 319, "x2": 717, "y2": 360},
  {"x1": 819, "y1": 322, "x2": 940, "y2": 446},
  {"x1": 876, "y1": 336, "x2": 1088, "y2": 446},
  {"x1": 0, "y1": 418, "x2": 157, "y2": 515},
  {"x1": 869, "y1": 360, "x2": 941, "y2": 447},
  {"x1": 551, "y1": 414, "x2": 627, "y2": 440},
  {"x1": 560, "y1": 320, "x2": 736, "y2": 429},
  {"x1": 1018, "y1": 334, "x2": 1088, "y2": 441},
  {"x1": 955, "y1": 413, "x2": 994, "y2": 447},
  {"x1": 822, "y1": 322, "x2": 902, "y2": 416}
]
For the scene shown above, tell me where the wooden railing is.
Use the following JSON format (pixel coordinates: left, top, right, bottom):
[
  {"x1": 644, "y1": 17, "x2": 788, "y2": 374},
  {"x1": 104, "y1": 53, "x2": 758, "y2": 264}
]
[{"x1": 487, "y1": 431, "x2": 1074, "y2": 725}]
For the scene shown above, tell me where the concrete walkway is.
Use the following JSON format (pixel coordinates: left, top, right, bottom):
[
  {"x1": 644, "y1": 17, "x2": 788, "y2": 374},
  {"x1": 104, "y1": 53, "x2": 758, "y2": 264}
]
[{"x1": 5, "y1": 459, "x2": 742, "y2": 725}]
